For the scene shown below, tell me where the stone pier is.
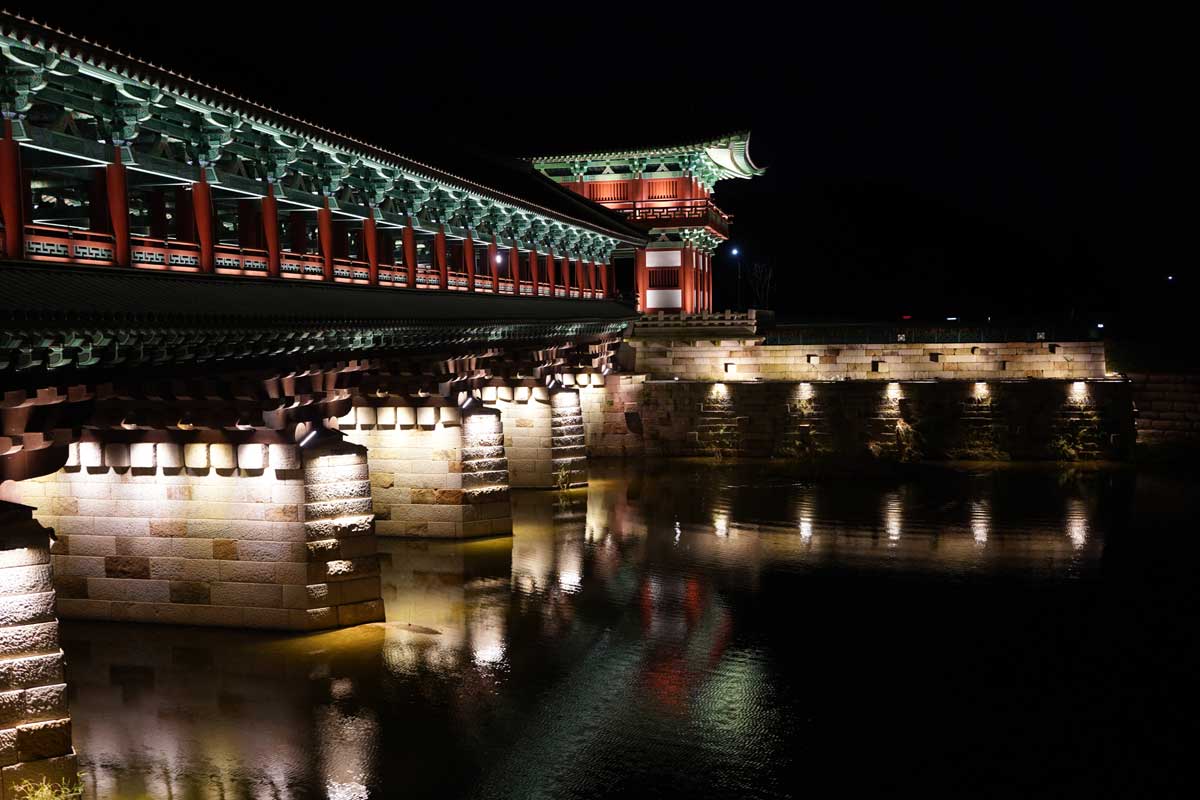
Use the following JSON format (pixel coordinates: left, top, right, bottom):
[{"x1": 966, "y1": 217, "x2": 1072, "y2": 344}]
[
  {"x1": 340, "y1": 400, "x2": 512, "y2": 539},
  {"x1": 5, "y1": 437, "x2": 382, "y2": 630},
  {"x1": 1, "y1": 503, "x2": 76, "y2": 798}
]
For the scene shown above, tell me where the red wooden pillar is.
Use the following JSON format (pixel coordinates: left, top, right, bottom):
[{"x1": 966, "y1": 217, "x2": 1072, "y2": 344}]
[
  {"x1": 193, "y1": 172, "x2": 214, "y2": 273},
  {"x1": 488, "y1": 237, "x2": 499, "y2": 293},
  {"x1": 317, "y1": 197, "x2": 334, "y2": 280},
  {"x1": 597, "y1": 260, "x2": 607, "y2": 297},
  {"x1": 106, "y1": 148, "x2": 130, "y2": 266},
  {"x1": 0, "y1": 120, "x2": 24, "y2": 259},
  {"x1": 464, "y1": 235, "x2": 476, "y2": 292},
  {"x1": 529, "y1": 247, "x2": 539, "y2": 294},
  {"x1": 363, "y1": 213, "x2": 378, "y2": 284},
  {"x1": 545, "y1": 250, "x2": 556, "y2": 296},
  {"x1": 635, "y1": 248, "x2": 648, "y2": 311},
  {"x1": 705, "y1": 254, "x2": 713, "y2": 311},
  {"x1": 700, "y1": 255, "x2": 710, "y2": 311},
  {"x1": 262, "y1": 185, "x2": 280, "y2": 277},
  {"x1": 681, "y1": 246, "x2": 694, "y2": 313},
  {"x1": 403, "y1": 220, "x2": 417, "y2": 289},
  {"x1": 434, "y1": 226, "x2": 448, "y2": 290},
  {"x1": 561, "y1": 255, "x2": 571, "y2": 295}
]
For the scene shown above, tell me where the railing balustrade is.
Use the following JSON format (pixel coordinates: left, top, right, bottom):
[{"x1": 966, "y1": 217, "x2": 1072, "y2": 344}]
[{"x1": 15, "y1": 226, "x2": 609, "y2": 299}]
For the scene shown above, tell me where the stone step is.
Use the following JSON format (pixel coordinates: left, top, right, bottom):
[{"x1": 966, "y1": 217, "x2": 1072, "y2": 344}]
[
  {"x1": 463, "y1": 469, "x2": 509, "y2": 489},
  {"x1": 462, "y1": 445, "x2": 506, "y2": 460},
  {"x1": 304, "y1": 478, "x2": 371, "y2": 504},
  {"x1": 554, "y1": 423, "x2": 584, "y2": 436},
  {"x1": 304, "y1": 496, "x2": 373, "y2": 520},
  {"x1": 462, "y1": 457, "x2": 508, "y2": 473},
  {"x1": 305, "y1": 514, "x2": 374, "y2": 541}
]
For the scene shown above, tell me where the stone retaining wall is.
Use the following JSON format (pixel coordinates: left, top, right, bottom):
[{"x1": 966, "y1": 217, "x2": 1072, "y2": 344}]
[
  {"x1": 580, "y1": 375, "x2": 646, "y2": 458},
  {"x1": 1127, "y1": 372, "x2": 1200, "y2": 454},
  {"x1": 631, "y1": 339, "x2": 1106, "y2": 382},
  {"x1": 630, "y1": 379, "x2": 1132, "y2": 461}
]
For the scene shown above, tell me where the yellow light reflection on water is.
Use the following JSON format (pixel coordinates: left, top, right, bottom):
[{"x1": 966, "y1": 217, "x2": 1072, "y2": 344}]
[
  {"x1": 1066, "y1": 497, "x2": 1089, "y2": 549},
  {"x1": 885, "y1": 492, "x2": 902, "y2": 541},
  {"x1": 970, "y1": 499, "x2": 990, "y2": 545}
]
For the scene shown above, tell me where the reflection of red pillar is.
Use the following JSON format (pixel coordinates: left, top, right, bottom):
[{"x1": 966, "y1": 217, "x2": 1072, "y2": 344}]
[
  {"x1": 193, "y1": 172, "x2": 214, "y2": 273},
  {"x1": 106, "y1": 148, "x2": 130, "y2": 266},
  {"x1": 1, "y1": 120, "x2": 25, "y2": 259},
  {"x1": 488, "y1": 237, "x2": 499, "y2": 293},
  {"x1": 434, "y1": 226, "x2": 448, "y2": 290},
  {"x1": 363, "y1": 213, "x2": 378, "y2": 284},
  {"x1": 317, "y1": 197, "x2": 333, "y2": 280},
  {"x1": 529, "y1": 247, "x2": 539, "y2": 294},
  {"x1": 262, "y1": 185, "x2": 280, "y2": 277},
  {"x1": 635, "y1": 248, "x2": 648, "y2": 312},
  {"x1": 464, "y1": 235, "x2": 476, "y2": 292},
  {"x1": 402, "y1": 220, "x2": 417, "y2": 289}
]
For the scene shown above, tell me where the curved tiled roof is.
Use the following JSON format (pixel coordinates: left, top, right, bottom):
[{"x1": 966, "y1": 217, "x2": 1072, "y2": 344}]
[
  {"x1": 0, "y1": 10, "x2": 647, "y2": 245},
  {"x1": 528, "y1": 130, "x2": 766, "y2": 180}
]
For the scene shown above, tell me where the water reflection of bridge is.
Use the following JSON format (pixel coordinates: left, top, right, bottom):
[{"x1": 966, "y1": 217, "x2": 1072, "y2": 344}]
[{"x1": 57, "y1": 462, "x2": 1126, "y2": 798}]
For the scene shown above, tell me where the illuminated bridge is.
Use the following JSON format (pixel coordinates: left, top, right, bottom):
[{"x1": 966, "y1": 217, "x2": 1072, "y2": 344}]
[{"x1": 0, "y1": 6, "x2": 671, "y2": 669}]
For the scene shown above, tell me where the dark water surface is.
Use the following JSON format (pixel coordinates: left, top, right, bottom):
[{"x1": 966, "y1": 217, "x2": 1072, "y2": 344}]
[{"x1": 61, "y1": 461, "x2": 1195, "y2": 798}]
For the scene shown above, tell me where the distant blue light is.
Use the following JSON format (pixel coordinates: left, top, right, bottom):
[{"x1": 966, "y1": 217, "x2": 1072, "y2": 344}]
[
  {"x1": 731, "y1": 248, "x2": 739, "y2": 256},
  {"x1": 1097, "y1": 323, "x2": 1105, "y2": 329},
  {"x1": 946, "y1": 316, "x2": 958, "y2": 321}
]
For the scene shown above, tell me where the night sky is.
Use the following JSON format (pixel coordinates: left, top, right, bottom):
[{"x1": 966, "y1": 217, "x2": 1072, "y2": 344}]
[{"x1": 16, "y1": 4, "x2": 1186, "y2": 330}]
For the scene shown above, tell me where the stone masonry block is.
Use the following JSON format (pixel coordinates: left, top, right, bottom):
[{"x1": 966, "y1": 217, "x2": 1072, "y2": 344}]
[
  {"x1": 156, "y1": 442, "x2": 183, "y2": 468},
  {"x1": 269, "y1": 444, "x2": 301, "y2": 470},
  {"x1": 237, "y1": 443, "x2": 267, "y2": 471},
  {"x1": 78, "y1": 441, "x2": 103, "y2": 468},
  {"x1": 129, "y1": 442, "x2": 156, "y2": 468},
  {"x1": 183, "y1": 443, "x2": 209, "y2": 469}
]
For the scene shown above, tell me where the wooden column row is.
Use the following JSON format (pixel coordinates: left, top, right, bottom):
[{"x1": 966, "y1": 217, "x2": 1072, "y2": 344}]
[{"x1": 2, "y1": 136, "x2": 614, "y2": 299}]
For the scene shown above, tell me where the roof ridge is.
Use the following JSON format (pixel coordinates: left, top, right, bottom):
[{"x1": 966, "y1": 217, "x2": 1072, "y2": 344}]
[{"x1": 523, "y1": 129, "x2": 755, "y2": 161}]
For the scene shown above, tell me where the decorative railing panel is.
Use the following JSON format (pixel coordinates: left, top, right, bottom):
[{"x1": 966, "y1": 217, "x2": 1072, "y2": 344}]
[{"x1": 648, "y1": 267, "x2": 680, "y2": 288}]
